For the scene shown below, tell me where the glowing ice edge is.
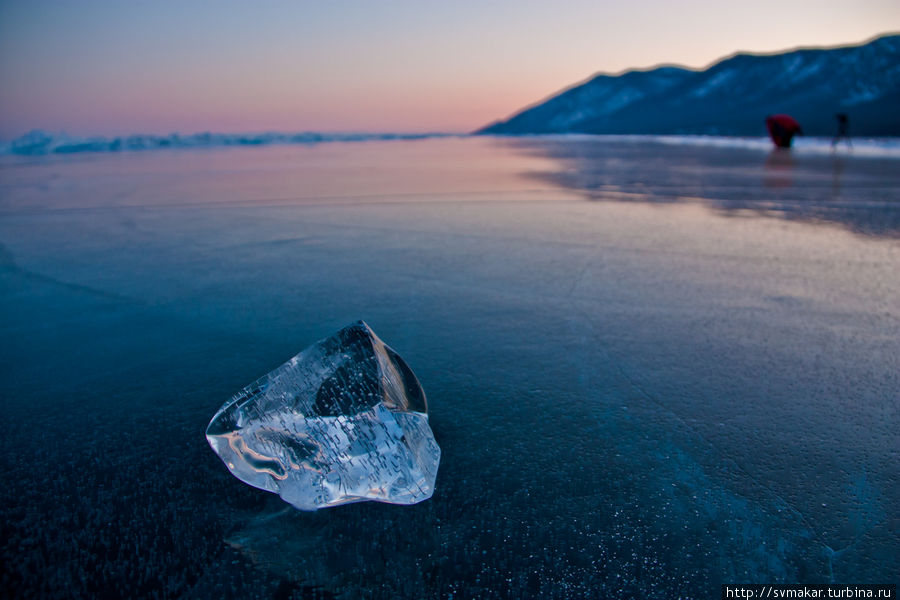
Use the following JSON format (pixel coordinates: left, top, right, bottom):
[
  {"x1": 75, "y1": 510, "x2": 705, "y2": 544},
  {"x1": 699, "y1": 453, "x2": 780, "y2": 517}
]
[{"x1": 528, "y1": 134, "x2": 900, "y2": 158}]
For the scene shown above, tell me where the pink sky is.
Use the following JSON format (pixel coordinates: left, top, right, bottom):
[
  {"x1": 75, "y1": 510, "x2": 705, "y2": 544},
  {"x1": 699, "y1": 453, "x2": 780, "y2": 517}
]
[{"x1": 1, "y1": 1, "x2": 898, "y2": 138}]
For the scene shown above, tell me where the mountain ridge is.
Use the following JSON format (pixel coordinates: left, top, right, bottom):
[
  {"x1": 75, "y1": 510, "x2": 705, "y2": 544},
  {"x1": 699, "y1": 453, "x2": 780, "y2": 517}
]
[{"x1": 478, "y1": 33, "x2": 900, "y2": 137}]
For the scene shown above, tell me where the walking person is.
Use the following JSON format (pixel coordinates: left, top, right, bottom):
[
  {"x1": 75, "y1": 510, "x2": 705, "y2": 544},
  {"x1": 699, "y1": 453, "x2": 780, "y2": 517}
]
[{"x1": 832, "y1": 113, "x2": 852, "y2": 148}]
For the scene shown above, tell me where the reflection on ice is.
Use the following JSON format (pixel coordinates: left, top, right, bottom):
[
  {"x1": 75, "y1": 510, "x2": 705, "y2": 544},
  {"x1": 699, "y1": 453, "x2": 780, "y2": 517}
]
[
  {"x1": 505, "y1": 136, "x2": 900, "y2": 237},
  {"x1": 206, "y1": 321, "x2": 440, "y2": 510}
]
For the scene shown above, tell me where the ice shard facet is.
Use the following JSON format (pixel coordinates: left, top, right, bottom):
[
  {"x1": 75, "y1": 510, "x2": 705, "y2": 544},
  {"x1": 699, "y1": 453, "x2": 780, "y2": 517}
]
[{"x1": 206, "y1": 321, "x2": 440, "y2": 510}]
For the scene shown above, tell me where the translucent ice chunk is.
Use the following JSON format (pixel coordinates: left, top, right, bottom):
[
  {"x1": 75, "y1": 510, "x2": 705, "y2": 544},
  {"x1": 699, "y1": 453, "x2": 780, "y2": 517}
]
[{"x1": 206, "y1": 321, "x2": 440, "y2": 510}]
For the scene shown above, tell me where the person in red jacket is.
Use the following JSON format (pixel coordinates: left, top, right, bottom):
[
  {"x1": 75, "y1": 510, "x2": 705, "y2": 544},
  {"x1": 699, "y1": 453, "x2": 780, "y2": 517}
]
[{"x1": 766, "y1": 114, "x2": 803, "y2": 148}]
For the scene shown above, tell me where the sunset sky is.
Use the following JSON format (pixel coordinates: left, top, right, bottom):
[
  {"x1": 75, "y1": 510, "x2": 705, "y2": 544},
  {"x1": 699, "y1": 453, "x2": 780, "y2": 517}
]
[{"x1": 1, "y1": 0, "x2": 898, "y2": 139}]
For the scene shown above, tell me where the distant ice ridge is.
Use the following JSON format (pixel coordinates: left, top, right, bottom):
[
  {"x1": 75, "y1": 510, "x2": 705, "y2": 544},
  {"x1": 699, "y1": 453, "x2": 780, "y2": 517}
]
[
  {"x1": 0, "y1": 129, "x2": 455, "y2": 155},
  {"x1": 6, "y1": 129, "x2": 898, "y2": 158},
  {"x1": 206, "y1": 321, "x2": 440, "y2": 511}
]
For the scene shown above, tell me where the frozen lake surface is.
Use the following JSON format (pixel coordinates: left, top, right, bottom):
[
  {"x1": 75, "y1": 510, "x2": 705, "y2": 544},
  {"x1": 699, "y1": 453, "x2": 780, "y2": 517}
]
[{"x1": 1, "y1": 136, "x2": 897, "y2": 598}]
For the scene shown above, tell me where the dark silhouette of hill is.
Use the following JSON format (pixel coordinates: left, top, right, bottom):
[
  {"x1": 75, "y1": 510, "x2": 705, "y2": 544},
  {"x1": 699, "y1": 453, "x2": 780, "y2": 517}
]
[{"x1": 479, "y1": 34, "x2": 900, "y2": 137}]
